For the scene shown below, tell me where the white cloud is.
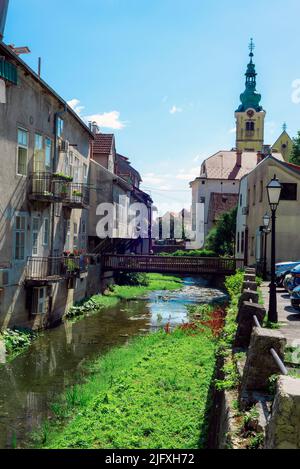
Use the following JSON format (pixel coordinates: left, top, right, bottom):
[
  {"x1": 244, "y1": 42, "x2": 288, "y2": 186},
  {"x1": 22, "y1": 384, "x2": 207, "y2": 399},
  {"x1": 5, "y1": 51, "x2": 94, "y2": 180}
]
[
  {"x1": 229, "y1": 127, "x2": 236, "y2": 134},
  {"x1": 175, "y1": 167, "x2": 199, "y2": 181},
  {"x1": 143, "y1": 173, "x2": 165, "y2": 186},
  {"x1": 193, "y1": 155, "x2": 202, "y2": 163},
  {"x1": 67, "y1": 98, "x2": 85, "y2": 116},
  {"x1": 291, "y1": 79, "x2": 300, "y2": 104},
  {"x1": 67, "y1": 98, "x2": 127, "y2": 130},
  {"x1": 85, "y1": 111, "x2": 126, "y2": 130},
  {"x1": 169, "y1": 105, "x2": 183, "y2": 115}
]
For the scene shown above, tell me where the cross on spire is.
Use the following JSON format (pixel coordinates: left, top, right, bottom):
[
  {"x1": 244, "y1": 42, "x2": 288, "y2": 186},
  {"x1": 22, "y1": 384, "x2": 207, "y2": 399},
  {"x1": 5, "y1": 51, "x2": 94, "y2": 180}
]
[
  {"x1": 249, "y1": 38, "x2": 255, "y2": 58},
  {"x1": 283, "y1": 122, "x2": 287, "y2": 132}
]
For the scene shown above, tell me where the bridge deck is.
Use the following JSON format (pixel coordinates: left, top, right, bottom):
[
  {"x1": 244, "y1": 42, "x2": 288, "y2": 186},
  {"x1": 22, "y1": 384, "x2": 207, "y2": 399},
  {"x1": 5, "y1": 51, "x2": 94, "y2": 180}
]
[{"x1": 102, "y1": 254, "x2": 243, "y2": 275}]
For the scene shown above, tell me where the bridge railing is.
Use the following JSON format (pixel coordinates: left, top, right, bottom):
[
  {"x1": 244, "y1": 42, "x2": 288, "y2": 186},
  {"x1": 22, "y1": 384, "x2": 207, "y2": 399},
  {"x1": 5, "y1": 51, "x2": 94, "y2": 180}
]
[{"x1": 102, "y1": 254, "x2": 244, "y2": 274}]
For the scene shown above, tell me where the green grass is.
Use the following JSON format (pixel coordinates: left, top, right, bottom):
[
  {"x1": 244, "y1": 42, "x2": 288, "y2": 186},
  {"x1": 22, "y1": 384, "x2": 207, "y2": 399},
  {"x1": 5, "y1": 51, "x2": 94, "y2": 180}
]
[
  {"x1": 36, "y1": 328, "x2": 216, "y2": 449},
  {"x1": 108, "y1": 274, "x2": 183, "y2": 300}
]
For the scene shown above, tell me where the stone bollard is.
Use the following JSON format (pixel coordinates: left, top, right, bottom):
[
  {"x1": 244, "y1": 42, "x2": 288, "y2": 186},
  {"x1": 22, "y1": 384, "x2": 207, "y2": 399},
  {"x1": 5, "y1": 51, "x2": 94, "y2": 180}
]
[
  {"x1": 244, "y1": 274, "x2": 256, "y2": 282},
  {"x1": 235, "y1": 302, "x2": 266, "y2": 347},
  {"x1": 265, "y1": 376, "x2": 300, "y2": 449},
  {"x1": 238, "y1": 290, "x2": 259, "y2": 309},
  {"x1": 245, "y1": 267, "x2": 256, "y2": 274},
  {"x1": 242, "y1": 281, "x2": 258, "y2": 292},
  {"x1": 240, "y1": 328, "x2": 286, "y2": 394}
]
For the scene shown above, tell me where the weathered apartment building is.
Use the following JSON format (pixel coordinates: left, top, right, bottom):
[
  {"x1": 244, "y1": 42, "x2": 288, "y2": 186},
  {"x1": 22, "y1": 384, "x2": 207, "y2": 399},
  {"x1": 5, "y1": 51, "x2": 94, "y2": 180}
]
[
  {"x1": 0, "y1": 40, "x2": 153, "y2": 331},
  {"x1": 0, "y1": 41, "x2": 95, "y2": 330}
]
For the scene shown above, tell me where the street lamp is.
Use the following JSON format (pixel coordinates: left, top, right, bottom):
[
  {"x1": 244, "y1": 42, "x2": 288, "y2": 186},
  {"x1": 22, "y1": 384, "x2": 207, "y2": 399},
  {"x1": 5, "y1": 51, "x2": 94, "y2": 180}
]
[
  {"x1": 266, "y1": 175, "x2": 282, "y2": 323},
  {"x1": 262, "y1": 213, "x2": 271, "y2": 281}
]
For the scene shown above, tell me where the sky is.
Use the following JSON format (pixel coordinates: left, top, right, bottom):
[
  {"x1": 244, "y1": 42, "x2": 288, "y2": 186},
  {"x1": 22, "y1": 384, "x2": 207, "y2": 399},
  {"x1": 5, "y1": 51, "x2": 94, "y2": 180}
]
[{"x1": 4, "y1": 0, "x2": 300, "y2": 214}]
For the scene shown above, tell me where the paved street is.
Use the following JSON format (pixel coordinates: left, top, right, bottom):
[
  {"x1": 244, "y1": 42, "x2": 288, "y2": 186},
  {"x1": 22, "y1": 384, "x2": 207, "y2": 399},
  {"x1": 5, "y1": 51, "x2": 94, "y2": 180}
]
[{"x1": 261, "y1": 282, "x2": 300, "y2": 346}]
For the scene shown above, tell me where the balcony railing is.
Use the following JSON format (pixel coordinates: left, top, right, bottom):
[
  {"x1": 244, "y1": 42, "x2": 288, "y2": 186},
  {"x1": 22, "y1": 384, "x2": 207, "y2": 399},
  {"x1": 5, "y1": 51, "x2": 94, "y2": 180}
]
[
  {"x1": 28, "y1": 173, "x2": 89, "y2": 208},
  {"x1": 25, "y1": 256, "x2": 88, "y2": 284},
  {"x1": 0, "y1": 59, "x2": 18, "y2": 85},
  {"x1": 62, "y1": 183, "x2": 90, "y2": 208}
]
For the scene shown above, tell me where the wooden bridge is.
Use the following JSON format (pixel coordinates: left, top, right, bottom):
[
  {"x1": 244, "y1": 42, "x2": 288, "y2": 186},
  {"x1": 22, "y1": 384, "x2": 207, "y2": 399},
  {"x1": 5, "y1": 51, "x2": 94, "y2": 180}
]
[{"x1": 102, "y1": 254, "x2": 244, "y2": 276}]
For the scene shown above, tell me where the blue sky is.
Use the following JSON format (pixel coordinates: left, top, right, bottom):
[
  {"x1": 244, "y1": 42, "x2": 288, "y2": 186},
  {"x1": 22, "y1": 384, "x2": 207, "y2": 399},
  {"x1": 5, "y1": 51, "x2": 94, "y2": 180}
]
[{"x1": 4, "y1": 0, "x2": 300, "y2": 213}]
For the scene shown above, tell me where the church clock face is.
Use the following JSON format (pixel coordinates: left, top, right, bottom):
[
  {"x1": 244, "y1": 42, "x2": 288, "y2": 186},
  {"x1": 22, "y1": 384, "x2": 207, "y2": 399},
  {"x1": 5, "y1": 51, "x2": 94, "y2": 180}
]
[{"x1": 247, "y1": 109, "x2": 255, "y2": 118}]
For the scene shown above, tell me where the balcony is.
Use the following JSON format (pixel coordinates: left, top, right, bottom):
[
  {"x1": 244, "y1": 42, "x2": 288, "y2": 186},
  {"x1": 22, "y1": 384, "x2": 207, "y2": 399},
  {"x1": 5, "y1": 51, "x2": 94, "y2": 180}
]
[
  {"x1": 25, "y1": 256, "x2": 88, "y2": 286},
  {"x1": 62, "y1": 183, "x2": 90, "y2": 209},
  {"x1": 28, "y1": 173, "x2": 89, "y2": 208},
  {"x1": 0, "y1": 59, "x2": 18, "y2": 85},
  {"x1": 29, "y1": 172, "x2": 67, "y2": 203}
]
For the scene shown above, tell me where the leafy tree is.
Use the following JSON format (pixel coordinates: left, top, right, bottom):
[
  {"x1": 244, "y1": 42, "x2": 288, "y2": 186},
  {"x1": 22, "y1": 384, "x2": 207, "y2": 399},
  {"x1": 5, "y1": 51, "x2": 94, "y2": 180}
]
[
  {"x1": 205, "y1": 207, "x2": 237, "y2": 256},
  {"x1": 290, "y1": 131, "x2": 300, "y2": 165}
]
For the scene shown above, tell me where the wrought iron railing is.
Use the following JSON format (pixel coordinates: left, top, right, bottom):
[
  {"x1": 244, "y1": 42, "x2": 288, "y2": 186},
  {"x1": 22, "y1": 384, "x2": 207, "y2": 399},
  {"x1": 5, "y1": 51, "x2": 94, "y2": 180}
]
[
  {"x1": 28, "y1": 173, "x2": 89, "y2": 207},
  {"x1": 26, "y1": 256, "x2": 88, "y2": 281},
  {"x1": 63, "y1": 183, "x2": 90, "y2": 208}
]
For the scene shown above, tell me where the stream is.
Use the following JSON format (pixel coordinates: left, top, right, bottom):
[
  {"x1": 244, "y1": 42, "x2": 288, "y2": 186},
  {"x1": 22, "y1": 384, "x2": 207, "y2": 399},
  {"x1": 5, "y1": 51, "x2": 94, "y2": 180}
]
[{"x1": 0, "y1": 276, "x2": 227, "y2": 449}]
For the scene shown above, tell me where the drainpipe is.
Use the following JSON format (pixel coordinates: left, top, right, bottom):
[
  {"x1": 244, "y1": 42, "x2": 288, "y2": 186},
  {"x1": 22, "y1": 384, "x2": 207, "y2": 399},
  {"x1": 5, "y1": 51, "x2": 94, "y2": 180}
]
[{"x1": 50, "y1": 104, "x2": 67, "y2": 259}]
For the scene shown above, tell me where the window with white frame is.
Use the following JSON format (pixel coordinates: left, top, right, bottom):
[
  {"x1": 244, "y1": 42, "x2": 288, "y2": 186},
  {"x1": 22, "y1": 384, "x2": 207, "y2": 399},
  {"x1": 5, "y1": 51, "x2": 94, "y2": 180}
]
[
  {"x1": 73, "y1": 157, "x2": 80, "y2": 183},
  {"x1": 17, "y1": 128, "x2": 28, "y2": 176},
  {"x1": 15, "y1": 215, "x2": 26, "y2": 260},
  {"x1": 32, "y1": 217, "x2": 40, "y2": 256},
  {"x1": 65, "y1": 220, "x2": 71, "y2": 251},
  {"x1": 31, "y1": 287, "x2": 48, "y2": 315},
  {"x1": 73, "y1": 223, "x2": 78, "y2": 249},
  {"x1": 43, "y1": 218, "x2": 49, "y2": 246},
  {"x1": 83, "y1": 163, "x2": 88, "y2": 183},
  {"x1": 57, "y1": 117, "x2": 64, "y2": 138},
  {"x1": 45, "y1": 138, "x2": 52, "y2": 172}
]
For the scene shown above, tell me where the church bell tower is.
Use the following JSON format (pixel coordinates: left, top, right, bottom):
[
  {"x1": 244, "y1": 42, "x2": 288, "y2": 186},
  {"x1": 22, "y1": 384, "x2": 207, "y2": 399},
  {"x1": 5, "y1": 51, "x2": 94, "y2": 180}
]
[{"x1": 235, "y1": 39, "x2": 266, "y2": 152}]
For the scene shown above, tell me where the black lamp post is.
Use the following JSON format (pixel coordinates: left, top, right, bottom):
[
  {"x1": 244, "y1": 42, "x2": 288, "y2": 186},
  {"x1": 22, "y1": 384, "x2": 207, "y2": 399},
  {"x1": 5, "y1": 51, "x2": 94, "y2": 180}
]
[
  {"x1": 266, "y1": 175, "x2": 282, "y2": 323},
  {"x1": 262, "y1": 213, "x2": 271, "y2": 281}
]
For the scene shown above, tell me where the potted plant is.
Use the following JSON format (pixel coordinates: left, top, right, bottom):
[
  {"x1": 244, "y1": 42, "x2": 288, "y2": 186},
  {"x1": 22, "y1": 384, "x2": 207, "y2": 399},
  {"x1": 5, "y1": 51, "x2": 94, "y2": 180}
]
[{"x1": 60, "y1": 184, "x2": 68, "y2": 198}]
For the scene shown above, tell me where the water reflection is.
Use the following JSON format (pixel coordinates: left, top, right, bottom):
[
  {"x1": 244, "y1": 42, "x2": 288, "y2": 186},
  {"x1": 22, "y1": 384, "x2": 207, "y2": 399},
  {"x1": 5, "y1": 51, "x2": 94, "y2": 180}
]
[{"x1": 0, "y1": 276, "x2": 227, "y2": 448}]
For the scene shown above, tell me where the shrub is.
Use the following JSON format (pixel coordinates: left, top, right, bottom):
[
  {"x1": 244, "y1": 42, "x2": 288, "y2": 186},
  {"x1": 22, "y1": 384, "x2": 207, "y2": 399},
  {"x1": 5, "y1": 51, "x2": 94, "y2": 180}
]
[{"x1": 113, "y1": 272, "x2": 150, "y2": 287}]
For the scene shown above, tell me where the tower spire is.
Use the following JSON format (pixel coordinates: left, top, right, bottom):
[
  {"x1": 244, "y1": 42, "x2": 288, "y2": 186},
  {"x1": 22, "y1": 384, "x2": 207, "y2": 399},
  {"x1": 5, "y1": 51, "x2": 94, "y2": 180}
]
[{"x1": 236, "y1": 38, "x2": 263, "y2": 112}]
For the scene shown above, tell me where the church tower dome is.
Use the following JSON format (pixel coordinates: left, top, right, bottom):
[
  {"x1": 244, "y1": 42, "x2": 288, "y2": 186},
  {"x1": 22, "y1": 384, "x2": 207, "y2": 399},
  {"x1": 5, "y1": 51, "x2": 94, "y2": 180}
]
[{"x1": 235, "y1": 39, "x2": 266, "y2": 153}]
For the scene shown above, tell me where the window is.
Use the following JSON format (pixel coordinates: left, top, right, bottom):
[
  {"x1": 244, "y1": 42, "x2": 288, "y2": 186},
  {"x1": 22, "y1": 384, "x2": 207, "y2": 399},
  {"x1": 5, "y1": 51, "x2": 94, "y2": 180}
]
[
  {"x1": 33, "y1": 133, "x2": 44, "y2": 173},
  {"x1": 73, "y1": 223, "x2": 78, "y2": 249},
  {"x1": 237, "y1": 232, "x2": 240, "y2": 253},
  {"x1": 81, "y1": 220, "x2": 87, "y2": 249},
  {"x1": 57, "y1": 117, "x2": 64, "y2": 138},
  {"x1": 240, "y1": 194, "x2": 243, "y2": 207},
  {"x1": 241, "y1": 232, "x2": 245, "y2": 254},
  {"x1": 253, "y1": 185, "x2": 256, "y2": 205},
  {"x1": 31, "y1": 287, "x2": 48, "y2": 315},
  {"x1": 17, "y1": 128, "x2": 28, "y2": 176},
  {"x1": 15, "y1": 215, "x2": 26, "y2": 260},
  {"x1": 32, "y1": 217, "x2": 39, "y2": 256},
  {"x1": 83, "y1": 163, "x2": 88, "y2": 182},
  {"x1": 280, "y1": 183, "x2": 297, "y2": 201},
  {"x1": 45, "y1": 138, "x2": 52, "y2": 172},
  {"x1": 65, "y1": 220, "x2": 71, "y2": 251},
  {"x1": 259, "y1": 181, "x2": 263, "y2": 203},
  {"x1": 43, "y1": 218, "x2": 49, "y2": 246},
  {"x1": 73, "y1": 157, "x2": 80, "y2": 183},
  {"x1": 251, "y1": 237, "x2": 255, "y2": 257},
  {"x1": 246, "y1": 121, "x2": 255, "y2": 132}
]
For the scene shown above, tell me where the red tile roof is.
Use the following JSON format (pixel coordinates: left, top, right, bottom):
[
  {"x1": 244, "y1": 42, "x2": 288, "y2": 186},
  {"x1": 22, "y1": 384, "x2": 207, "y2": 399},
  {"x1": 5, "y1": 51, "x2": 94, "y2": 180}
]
[{"x1": 93, "y1": 133, "x2": 114, "y2": 154}]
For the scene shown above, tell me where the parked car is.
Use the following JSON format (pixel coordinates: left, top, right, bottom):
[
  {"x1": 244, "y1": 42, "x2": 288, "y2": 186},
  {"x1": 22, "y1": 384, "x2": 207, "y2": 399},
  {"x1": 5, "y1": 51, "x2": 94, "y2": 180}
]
[
  {"x1": 276, "y1": 261, "x2": 300, "y2": 288},
  {"x1": 287, "y1": 264, "x2": 300, "y2": 293},
  {"x1": 291, "y1": 286, "x2": 300, "y2": 311}
]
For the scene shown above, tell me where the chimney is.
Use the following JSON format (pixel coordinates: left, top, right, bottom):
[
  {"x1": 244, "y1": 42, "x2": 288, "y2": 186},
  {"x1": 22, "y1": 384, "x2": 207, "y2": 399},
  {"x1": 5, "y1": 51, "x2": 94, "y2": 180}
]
[
  {"x1": 257, "y1": 151, "x2": 264, "y2": 165},
  {"x1": 89, "y1": 121, "x2": 100, "y2": 135},
  {"x1": 0, "y1": 0, "x2": 9, "y2": 40},
  {"x1": 236, "y1": 150, "x2": 242, "y2": 167}
]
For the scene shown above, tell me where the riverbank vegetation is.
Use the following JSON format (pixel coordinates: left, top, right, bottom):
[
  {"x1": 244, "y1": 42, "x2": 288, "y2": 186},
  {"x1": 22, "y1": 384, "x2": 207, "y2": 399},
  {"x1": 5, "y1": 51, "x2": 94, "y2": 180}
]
[
  {"x1": 66, "y1": 273, "x2": 183, "y2": 320},
  {"x1": 0, "y1": 328, "x2": 36, "y2": 361},
  {"x1": 160, "y1": 249, "x2": 216, "y2": 257},
  {"x1": 36, "y1": 327, "x2": 216, "y2": 449}
]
